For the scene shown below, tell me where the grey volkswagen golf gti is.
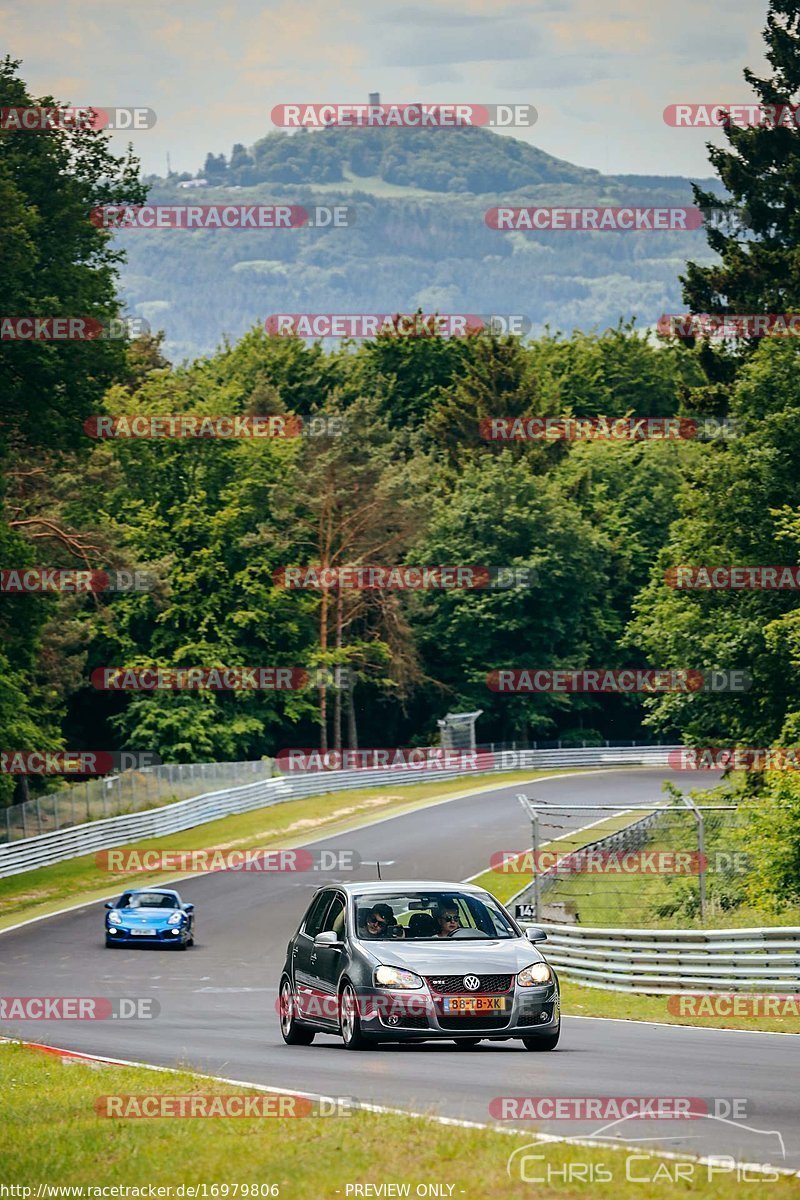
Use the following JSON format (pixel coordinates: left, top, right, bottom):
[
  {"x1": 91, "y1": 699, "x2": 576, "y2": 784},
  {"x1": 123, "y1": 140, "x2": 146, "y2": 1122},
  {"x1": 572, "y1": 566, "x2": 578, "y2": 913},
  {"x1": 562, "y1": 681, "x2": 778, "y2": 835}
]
[{"x1": 278, "y1": 880, "x2": 560, "y2": 1050}]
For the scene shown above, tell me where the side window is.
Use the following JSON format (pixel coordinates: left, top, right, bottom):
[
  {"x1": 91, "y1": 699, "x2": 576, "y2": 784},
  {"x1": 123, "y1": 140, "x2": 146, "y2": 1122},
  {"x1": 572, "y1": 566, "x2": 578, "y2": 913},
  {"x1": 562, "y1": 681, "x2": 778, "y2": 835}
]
[
  {"x1": 322, "y1": 894, "x2": 346, "y2": 939},
  {"x1": 302, "y1": 890, "x2": 333, "y2": 939}
]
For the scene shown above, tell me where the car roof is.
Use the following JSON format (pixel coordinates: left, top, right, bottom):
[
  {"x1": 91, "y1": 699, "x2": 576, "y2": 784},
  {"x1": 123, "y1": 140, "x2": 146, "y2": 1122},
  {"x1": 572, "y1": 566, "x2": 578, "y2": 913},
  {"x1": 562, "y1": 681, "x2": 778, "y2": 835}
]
[{"x1": 321, "y1": 881, "x2": 492, "y2": 897}]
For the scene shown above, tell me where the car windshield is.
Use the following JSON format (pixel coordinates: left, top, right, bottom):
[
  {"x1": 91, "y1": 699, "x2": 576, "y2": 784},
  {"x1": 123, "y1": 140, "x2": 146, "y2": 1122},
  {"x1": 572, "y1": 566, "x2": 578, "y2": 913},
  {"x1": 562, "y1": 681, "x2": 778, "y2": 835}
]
[
  {"x1": 353, "y1": 891, "x2": 517, "y2": 940},
  {"x1": 119, "y1": 893, "x2": 179, "y2": 910}
]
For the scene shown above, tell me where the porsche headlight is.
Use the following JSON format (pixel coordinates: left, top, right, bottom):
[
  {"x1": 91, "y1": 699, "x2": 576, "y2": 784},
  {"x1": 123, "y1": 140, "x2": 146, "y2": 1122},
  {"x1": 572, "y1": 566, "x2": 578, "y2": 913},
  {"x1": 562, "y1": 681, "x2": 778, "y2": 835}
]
[
  {"x1": 373, "y1": 965, "x2": 423, "y2": 990},
  {"x1": 167, "y1": 912, "x2": 184, "y2": 925},
  {"x1": 107, "y1": 912, "x2": 123, "y2": 925},
  {"x1": 518, "y1": 961, "x2": 552, "y2": 987}
]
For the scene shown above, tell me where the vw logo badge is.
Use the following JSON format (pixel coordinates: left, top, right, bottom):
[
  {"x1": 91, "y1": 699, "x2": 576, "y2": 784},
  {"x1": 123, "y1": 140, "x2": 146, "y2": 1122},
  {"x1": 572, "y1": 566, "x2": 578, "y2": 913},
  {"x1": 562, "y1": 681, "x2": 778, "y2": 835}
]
[{"x1": 463, "y1": 975, "x2": 480, "y2": 991}]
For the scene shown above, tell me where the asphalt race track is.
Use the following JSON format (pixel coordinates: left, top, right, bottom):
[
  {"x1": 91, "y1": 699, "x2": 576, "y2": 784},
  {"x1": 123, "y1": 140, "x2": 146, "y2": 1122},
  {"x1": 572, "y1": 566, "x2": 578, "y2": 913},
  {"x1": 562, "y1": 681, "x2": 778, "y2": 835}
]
[{"x1": 2, "y1": 768, "x2": 798, "y2": 1171}]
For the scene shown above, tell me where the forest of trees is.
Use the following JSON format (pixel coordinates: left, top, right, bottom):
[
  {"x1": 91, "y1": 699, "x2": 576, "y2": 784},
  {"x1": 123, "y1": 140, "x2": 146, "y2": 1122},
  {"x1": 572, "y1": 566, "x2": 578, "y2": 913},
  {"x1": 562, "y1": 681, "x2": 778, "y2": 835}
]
[{"x1": 2, "y1": 1, "x2": 800, "y2": 912}]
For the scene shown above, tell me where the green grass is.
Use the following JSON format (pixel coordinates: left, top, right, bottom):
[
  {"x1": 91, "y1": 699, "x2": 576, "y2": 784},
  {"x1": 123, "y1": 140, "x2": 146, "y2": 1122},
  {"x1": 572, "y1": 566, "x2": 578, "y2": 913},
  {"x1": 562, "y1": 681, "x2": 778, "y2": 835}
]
[
  {"x1": 560, "y1": 978, "x2": 800, "y2": 1034},
  {"x1": 0, "y1": 769, "x2": 573, "y2": 929},
  {"x1": 2, "y1": 1040, "x2": 795, "y2": 1197}
]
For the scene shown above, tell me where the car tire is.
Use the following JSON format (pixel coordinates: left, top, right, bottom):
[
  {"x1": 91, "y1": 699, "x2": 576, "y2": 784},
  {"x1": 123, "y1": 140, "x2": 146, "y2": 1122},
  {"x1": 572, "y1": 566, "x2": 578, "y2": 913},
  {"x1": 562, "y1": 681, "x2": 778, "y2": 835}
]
[
  {"x1": 521, "y1": 1026, "x2": 560, "y2": 1051},
  {"x1": 453, "y1": 1038, "x2": 481, "y2": 1049},
  {"x1": 279, "y1": 977, "x2": 315, "y2": 1046},
  {"x1": 340, "y1": 982, "x2": 369, "y2": 1051}
]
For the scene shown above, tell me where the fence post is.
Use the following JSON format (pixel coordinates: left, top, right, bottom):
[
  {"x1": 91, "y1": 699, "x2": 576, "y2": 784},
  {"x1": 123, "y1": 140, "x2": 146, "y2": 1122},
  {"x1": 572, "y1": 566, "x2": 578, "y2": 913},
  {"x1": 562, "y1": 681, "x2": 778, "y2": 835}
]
[
  {"x1": 681, "y1": 791, "x2": 706, "y2": 924},
  {"x1": 532, "y1": 808, "x2": 541, "y2": 921}
]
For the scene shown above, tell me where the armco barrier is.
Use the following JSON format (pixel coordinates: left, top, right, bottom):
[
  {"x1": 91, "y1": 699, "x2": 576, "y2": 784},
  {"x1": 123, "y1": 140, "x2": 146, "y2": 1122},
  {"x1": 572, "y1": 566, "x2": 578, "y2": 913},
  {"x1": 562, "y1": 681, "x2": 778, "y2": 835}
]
[
  {"x1": 0, "y1": 745, "x2": 677, "y2": 878},
  {"x1": 523, "y1": 923, "x2": 800, "y2": 993}
]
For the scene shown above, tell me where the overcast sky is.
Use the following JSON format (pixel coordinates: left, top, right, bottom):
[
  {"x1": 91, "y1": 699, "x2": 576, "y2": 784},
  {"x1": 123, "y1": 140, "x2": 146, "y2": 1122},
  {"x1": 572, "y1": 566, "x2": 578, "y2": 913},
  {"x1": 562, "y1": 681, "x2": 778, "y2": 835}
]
[{"x1": 5, "y1": 0, "x2": 770, "y2": 180}]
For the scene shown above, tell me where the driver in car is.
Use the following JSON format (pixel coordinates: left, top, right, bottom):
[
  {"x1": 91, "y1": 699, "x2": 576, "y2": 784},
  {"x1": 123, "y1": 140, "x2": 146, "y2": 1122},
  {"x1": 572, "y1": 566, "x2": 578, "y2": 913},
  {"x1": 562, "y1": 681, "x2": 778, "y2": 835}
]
[{"x1": 434, "y1": 900, "x2": 462, "y2": 937}]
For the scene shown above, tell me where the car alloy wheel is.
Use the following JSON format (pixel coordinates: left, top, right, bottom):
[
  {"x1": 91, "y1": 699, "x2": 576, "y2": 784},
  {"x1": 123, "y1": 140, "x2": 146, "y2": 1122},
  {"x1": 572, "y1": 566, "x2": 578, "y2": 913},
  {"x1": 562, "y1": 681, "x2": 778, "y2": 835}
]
[
  {"x1": 340, "y1": 982, "x2": 369, "y2": 1050},
  {"x1": 279, "y1": 977, "x2": 315, "y2": 1046}
]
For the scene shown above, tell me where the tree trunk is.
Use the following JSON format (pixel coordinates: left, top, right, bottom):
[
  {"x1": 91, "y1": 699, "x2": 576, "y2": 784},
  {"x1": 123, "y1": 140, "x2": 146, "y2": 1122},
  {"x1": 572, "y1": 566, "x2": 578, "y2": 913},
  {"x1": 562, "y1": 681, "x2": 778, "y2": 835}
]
[
  {"x1": 319, "y1": 585, "x2": 329, "y2": 752},
  {"x1": 333, "y1": 588, "x2": 343, "y2": 752},
  {"x1": 347, "y1": 667, "x2": 358, "y2": 751}
]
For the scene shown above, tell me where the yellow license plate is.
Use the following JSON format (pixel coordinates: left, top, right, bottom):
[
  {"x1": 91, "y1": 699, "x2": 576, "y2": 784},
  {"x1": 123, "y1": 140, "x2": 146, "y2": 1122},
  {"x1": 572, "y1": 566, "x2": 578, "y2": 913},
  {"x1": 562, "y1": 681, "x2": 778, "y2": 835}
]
[{"x1": 443, "y1": 996, "x2": 506, "y2": 1013}]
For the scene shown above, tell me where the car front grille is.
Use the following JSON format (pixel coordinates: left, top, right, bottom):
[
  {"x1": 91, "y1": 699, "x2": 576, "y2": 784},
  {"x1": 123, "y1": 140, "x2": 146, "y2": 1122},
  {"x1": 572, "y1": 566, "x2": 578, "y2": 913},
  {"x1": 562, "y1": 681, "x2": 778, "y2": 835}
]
[{"x1": 425, "y1": 974, "x2": 513, "y2": 995}]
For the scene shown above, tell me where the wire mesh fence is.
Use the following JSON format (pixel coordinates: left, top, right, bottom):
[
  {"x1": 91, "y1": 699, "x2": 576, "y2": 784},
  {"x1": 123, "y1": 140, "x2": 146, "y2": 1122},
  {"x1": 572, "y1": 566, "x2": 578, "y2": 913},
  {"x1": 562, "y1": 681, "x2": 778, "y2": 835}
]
[
  {"x1": 1, "y1": 759, "x2": 275, "y2": 844},
  {"x1": 508, "y1": 802, "x2": 756, "y2": 929}
]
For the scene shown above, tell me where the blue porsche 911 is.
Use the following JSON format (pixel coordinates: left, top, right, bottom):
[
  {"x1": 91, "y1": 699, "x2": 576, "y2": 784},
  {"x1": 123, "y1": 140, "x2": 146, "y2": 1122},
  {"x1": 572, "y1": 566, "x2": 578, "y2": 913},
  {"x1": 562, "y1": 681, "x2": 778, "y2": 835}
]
[{"x1": 104, "y1": 888, "x2": 195, "y2": 949}]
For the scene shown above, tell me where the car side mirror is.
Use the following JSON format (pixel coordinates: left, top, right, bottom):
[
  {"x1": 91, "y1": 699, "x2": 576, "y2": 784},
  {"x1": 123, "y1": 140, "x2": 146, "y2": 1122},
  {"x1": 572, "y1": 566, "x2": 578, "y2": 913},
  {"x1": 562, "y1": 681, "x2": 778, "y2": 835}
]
[
  {"x1": 184, "y1": 904, "x2": 194, "y2": 913},
  {"x1": 314, "y1": 930, "x2": 342, "y2": 948},
  {"x1": 525, "y1": 926, "x2": 548, "y2": 943},
  {"x1": 104, "y1": 902, "x2": 113, "y2": 909}
]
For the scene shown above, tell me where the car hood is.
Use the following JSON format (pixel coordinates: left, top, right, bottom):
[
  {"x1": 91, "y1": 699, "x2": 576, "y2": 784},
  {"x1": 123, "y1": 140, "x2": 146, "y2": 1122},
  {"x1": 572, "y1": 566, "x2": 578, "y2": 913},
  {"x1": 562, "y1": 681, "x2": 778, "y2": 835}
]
[
  {"x1": 362, "y1": 937, "x2": 545, "y2": 975},
  {"x1": 113, "y1": 908, "x2": 178, "y2": 924}
]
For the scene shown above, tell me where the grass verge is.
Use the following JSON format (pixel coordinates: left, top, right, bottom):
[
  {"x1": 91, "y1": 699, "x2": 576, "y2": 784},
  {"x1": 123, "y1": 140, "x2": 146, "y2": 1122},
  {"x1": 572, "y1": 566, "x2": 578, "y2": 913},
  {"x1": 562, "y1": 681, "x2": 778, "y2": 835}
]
[
  {"x1": 560, "y1": 978, "x2": 800, "y2": 1034},
  {"x1": 2, "y1": 1040, "x2": 794, "y2": 1197}
]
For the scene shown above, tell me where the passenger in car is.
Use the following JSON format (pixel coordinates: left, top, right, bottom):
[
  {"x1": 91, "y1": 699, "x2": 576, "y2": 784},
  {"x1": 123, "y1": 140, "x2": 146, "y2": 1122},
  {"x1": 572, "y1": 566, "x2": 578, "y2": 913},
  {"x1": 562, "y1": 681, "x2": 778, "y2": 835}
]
[{"x1": 359, "y1": 903, "x2": 398, "y2": 939}]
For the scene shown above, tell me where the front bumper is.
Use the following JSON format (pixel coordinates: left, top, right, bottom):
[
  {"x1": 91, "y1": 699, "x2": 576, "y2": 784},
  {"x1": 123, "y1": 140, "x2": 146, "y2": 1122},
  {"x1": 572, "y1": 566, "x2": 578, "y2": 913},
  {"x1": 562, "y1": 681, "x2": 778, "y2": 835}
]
[
  {"x1": 106, "y1": 925, "x2": 187, "y2": 945},
  {"x1": 356, "y1": 983, "x2": 559, "y2": 1039}
]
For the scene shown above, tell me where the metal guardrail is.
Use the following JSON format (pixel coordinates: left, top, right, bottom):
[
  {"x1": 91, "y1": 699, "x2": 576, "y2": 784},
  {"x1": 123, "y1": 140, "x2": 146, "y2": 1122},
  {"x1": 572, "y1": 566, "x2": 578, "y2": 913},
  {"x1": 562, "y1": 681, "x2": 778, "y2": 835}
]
[
  {"x1": 0, "y1": 745, "x2": 678, "y2": 878},
  {"x1": 526, "y1": 923, "x2": 800, "y2": 994}
]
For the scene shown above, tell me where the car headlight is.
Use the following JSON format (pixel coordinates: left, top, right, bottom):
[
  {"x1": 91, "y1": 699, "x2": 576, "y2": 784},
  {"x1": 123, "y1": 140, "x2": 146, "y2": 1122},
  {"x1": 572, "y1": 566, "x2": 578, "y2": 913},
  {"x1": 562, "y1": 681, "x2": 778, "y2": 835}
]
[
  {"x1": 107, "y1": 912, "x2": 122, "y2": 925},
  {"x1": 373, "y1": 965, "x2": 423, "y2": 990},
  {"x1": 518, "y1": 961, "x2": 552, "y2": 987},
  {"x1": 167, "y1": 912, "x2": 184, "y2": 925}
]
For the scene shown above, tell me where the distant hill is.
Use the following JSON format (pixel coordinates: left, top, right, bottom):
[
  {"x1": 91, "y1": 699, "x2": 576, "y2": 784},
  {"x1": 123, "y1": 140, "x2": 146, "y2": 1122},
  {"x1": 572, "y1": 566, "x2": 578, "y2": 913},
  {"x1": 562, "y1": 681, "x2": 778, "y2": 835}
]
[{"x1": 121, "y1": 126, "x2": 723, "y2": 362}]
